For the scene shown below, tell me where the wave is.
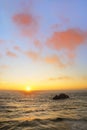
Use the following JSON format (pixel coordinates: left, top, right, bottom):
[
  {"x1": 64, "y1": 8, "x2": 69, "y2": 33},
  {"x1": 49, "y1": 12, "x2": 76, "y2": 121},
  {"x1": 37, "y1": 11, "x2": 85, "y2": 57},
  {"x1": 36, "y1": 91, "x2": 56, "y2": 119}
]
[
  {"x1": 24, "y1": 109, "x2": 45, "y2": 114},
  {"x1": 50, "y1": 117, "x2": 87, "y2": 122},
  {"x1": 1, "y1": 117, "x2": 87, "y2": 124},
  {"x1": 0, "y1": 117, "x2": 87, "y2": 130},
  {"x1": 0, "y1": 105, "x2": 17, "y2": 109}
]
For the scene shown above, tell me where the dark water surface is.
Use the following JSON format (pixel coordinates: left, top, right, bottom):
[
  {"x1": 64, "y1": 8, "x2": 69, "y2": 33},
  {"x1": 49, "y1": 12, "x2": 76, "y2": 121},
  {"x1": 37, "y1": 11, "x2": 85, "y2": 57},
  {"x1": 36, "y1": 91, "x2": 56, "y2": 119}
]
[{"x1": 0, "y1": 90, "x2": 87, "y2": 130}]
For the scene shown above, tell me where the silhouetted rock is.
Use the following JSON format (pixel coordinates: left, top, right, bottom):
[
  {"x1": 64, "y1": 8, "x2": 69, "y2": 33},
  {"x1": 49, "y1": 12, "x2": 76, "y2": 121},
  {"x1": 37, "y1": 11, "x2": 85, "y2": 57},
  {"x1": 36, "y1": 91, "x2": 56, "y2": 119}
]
[{"x1": 53, "y1": 93, "x2": 69, "y2": 100}]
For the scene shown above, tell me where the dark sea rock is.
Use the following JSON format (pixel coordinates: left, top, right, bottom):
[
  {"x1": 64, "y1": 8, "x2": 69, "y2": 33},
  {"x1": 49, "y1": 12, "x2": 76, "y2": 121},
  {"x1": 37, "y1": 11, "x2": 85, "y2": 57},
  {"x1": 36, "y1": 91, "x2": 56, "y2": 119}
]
[{"x1": 53, "y1": 93, "x2": 69, "y2": 100}]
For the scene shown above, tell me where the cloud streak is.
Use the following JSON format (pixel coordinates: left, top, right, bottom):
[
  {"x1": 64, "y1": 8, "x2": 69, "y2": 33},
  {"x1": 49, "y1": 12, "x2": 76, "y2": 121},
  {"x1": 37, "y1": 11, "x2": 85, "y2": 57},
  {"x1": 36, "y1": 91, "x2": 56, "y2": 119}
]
[
  {"x1": 44, "y1": 55, "x2": 67, "y2": 68},
  {"x1": 49, "y1": 76, "x2": 73, "y2": 81},
  {"x1": 6, "y1": 51, "x2": 17, "y2": 58},
  {"x1": 14, "y1": 46, "x2": 21, "y2": 51},
  {"x1": 0, "y1": 65, "x2": 9, "y2": 69},
  {"x1": 25, "y1": 51, "x2": 40, "y2": 61}
]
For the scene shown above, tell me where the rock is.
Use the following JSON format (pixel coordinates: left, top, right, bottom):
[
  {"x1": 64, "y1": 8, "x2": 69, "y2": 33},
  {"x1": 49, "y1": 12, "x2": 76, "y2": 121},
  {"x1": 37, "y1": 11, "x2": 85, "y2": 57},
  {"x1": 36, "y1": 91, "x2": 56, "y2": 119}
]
[{"x1": 53, "y1": 93, "x2": 69, "y2": 100}]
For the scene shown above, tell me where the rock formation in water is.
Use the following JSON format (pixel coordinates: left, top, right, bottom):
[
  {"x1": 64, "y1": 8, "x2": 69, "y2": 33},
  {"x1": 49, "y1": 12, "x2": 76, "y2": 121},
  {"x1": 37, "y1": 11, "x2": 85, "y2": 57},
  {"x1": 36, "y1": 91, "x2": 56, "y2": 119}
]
[{"x1": 53, "y1": 93, "x2": 69, "y2": 100}]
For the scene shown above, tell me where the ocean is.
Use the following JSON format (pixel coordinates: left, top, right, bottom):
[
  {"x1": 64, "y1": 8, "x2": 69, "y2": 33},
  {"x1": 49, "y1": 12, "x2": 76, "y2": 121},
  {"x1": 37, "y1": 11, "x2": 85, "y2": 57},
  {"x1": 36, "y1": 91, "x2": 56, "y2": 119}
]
[{"x1": 0, "y1": 90, "x2": 87, "y2": 130}]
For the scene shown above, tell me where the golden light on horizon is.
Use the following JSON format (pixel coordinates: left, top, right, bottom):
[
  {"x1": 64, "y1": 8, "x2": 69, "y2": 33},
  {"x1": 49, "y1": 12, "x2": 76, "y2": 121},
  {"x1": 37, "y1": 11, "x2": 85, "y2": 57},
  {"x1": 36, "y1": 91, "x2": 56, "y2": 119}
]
[{"x1": 26, "y1": 86, "x2": 31, "y2": 92}]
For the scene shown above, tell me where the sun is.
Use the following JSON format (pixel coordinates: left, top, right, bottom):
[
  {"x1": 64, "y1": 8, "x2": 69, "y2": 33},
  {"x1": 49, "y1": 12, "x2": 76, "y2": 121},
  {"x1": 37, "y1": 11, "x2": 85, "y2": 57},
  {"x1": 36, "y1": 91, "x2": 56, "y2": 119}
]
[{"x1": 26, "y1": 86, "x2": 31, "y2": 92}]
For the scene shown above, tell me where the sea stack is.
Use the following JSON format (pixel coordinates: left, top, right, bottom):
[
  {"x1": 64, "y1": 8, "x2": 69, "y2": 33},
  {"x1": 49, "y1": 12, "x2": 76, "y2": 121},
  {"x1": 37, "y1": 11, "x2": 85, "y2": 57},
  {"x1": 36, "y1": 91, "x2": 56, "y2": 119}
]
[{"x1": 53, "y1": 93, "x2": 69, "y2": 100}]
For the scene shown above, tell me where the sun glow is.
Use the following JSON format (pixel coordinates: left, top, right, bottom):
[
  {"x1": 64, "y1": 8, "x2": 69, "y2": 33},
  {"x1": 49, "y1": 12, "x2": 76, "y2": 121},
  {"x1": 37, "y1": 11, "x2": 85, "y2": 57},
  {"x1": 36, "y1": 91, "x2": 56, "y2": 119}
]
[{"x1": 26, "y1": 86, "x2": 31, "y2": 91}]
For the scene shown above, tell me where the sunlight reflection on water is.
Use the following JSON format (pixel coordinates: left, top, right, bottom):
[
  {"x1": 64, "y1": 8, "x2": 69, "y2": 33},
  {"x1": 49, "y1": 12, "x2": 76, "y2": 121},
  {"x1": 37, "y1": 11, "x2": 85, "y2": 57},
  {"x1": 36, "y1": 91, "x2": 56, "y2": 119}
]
[{"x1": 0, "y1": 90, "x2": 87, "y2": 130}]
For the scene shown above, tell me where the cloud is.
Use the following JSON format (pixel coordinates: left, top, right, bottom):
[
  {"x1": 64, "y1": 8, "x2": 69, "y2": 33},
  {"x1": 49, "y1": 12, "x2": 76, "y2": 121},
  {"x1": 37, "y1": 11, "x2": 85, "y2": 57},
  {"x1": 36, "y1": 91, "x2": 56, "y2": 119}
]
[
  {"x1": 24, "y1": 51, "x2": 68, "y2": 68},
  {"x1": 12, "y1": 12, "x2": 38, "y2": 37},
  {"x1": 0, "y1": 53, "x2": 2, "y2": 57},
  {"x1": 14, "y1": 46, "x2": 21, "y2": 51},
  {"x1": 25, "y1": 51, "x2": 40, "y2": 61},
  {"x1": 67, "y1": 51, "x2": 75, "y2": 59},
  {"x1": 6, "y1": 51, "x2": 17, "y2": 57},
  {"x1": 13, "y1": 13, "x2": 35, "y2": 26},
  {"x1": 0, "y1": 40, "x2": 5, "y2": 44},
  {"x1": 44, "y1": 55, "x2": 66, "y2": 68},
  {"x1": 49, "y1": 76, "x2": 73, "y2": 81},
  {"x1": 34, "y1": 39, "x2": 42, "y2": 49},
  {"x1": 46, "y1": 28, "x2": 87, "y2": 66},
  {"x1": 46, "y1": 28, "x2": 87, "y2": 51},
  {"x1": 20, "y1": 27, "x2": 38, "y2": 37},
  {"x1": 0, "y1": 65, "x2": 9, "y2": 69},
  {"x1": 12, "y1": 0, "x2": 39, "y2": 38}
]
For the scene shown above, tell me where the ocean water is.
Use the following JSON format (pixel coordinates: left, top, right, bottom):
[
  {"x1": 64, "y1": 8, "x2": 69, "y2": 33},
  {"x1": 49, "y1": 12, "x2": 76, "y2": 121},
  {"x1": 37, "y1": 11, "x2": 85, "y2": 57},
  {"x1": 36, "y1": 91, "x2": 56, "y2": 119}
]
[{"x1": 0, "y1": 90, "x2": 87, "y2": 130}]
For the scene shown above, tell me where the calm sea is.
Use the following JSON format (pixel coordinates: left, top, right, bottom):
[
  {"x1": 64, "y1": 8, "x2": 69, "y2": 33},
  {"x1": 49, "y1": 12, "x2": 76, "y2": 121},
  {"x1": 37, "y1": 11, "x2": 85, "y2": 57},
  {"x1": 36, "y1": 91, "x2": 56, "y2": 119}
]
[{"x1": 0, "y1": 90, "x2": 87, "y2": 130}]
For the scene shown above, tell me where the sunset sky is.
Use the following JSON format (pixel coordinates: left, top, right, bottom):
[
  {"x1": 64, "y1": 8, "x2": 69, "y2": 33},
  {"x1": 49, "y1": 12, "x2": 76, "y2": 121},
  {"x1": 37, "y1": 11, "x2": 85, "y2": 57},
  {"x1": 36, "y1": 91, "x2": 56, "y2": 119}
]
[{"x1": 0, "y1": 0, "x2": 87, "y2": 91}]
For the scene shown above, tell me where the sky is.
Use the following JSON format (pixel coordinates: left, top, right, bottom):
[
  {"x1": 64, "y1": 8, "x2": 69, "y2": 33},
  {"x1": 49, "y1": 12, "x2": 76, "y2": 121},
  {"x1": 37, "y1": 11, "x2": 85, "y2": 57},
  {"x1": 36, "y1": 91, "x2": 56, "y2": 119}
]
[{"x1": 0, "y1": 0, "x2": 87, "y2": 91}]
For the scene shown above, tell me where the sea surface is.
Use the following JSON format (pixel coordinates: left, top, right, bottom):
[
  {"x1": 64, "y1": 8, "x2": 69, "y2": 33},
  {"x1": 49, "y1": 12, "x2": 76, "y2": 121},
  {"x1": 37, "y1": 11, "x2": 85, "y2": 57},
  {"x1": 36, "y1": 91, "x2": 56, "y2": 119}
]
[{"x1": 0, "y1": 90, "x2": 87, "y2": 130}]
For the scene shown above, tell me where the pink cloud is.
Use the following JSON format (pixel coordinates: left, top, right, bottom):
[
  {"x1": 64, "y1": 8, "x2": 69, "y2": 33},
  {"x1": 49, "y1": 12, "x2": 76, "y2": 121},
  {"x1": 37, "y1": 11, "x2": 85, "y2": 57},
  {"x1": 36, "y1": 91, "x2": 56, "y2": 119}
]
[
  {"x1": 6, "y1": 51, "x2": 17, "y2": 58},
  {"x1": 24, "y1": 51, "x2": 69, "y2": 68},
  {"x1": 13, "y1": 13, "x2": 35, "y2": 26},
  {"x1": 34, "y1": 40, "x2": 42, "y2": 49},
  {"x1": 20, "y1": 27, "x2": 38, "y2": 37},
  {"x1": 0, "y1": 40, "x2": 5, "y2": 44},
  {"x1": 12, "y1": 12, "x2": 38, "y2": 37},
  {"x1": 25, "y1": 51, "x2": 40, "y2": 61},
  {"x1": 44, "y1": 55, "x2": 66, "y2": 68},
  {"x1": 47, "y1": 29, "x2": 87, "y2": 51},
  {"x1": 67, "y1": 52, "x2": 75, "y2": 59},
  {"x1": 14, "y1": 46, "x2": 21, "y2": 51}
]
